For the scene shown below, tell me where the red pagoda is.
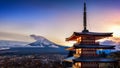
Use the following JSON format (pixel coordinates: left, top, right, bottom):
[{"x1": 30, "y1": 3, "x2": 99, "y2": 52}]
[{"x1": 63, "y1": 0, "x2": 118, "y2": 68}]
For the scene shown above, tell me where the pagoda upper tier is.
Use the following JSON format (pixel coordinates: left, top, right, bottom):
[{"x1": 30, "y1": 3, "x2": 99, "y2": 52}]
[{"x1": 66, "y1": 31, "x2": 113, "y2": 41}]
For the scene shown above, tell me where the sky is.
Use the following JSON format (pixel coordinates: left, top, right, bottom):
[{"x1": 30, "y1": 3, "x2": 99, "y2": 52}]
[{"x1": 0, "y1": 0, "x2": 120, "y2": 46}]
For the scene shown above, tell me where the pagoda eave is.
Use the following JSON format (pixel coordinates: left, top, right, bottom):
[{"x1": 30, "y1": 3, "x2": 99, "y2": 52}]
[
  {"x1": 66, "y1": 33, "x2": 78, "y2": 41},
  {"x1": 73, "y1": 57, "x2": 118, "y2": 63},
  {"x1": 66, "y1": 32, "x2": 113, "y2": 41},
  {"x1": 74, "y1": 32, "x2": 113, "y2": 36},
  {"x1": 66, "y1": 47, "x2": 75, "y2": 51},
  {"x1": 74, "y1": 45, "x2": 115, "y2": 49}
]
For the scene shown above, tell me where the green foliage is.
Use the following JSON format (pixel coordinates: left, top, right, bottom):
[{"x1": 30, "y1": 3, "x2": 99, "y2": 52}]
[{"x1": 100, "y1": 51, "x2": 120, "y2": 68}]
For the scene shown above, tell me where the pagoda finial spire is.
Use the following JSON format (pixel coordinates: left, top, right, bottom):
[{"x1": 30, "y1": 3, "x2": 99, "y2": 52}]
[{"x1": 82, "y1": 0, "x2": 89, "y2": 32}]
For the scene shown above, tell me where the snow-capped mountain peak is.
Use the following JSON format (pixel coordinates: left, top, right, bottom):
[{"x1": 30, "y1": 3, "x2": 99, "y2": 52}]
[{"x1": 29, "y1": 35, "x2": 59, "y2": 48}]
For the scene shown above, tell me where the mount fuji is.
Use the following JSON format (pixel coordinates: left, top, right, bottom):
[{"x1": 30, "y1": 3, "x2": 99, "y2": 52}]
[
  {"x1": 0, "y1": 35, "x2": 69, "y2": 55},
  {"x1": 28, "y1": 35, "x2": 62, "y2": 48}
]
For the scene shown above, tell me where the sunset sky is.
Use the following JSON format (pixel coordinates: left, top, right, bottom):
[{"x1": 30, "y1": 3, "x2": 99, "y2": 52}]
[{"x1": 0, "y1": 0, "x2": 120, "y2": 46}]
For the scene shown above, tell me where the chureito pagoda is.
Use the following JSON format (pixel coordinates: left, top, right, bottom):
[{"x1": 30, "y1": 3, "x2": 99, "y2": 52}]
[{"x1": 63, "y1": 0, "x2": 118, "y2": 68}]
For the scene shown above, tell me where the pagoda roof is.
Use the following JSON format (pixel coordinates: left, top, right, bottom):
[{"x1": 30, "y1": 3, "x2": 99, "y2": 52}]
[
  {"x1": 74, "y1": 45, "x2": 115, "y2": 49},
  {"x1": 73, "y1": 57, "x2": 117, "y2": 63},
  {"x1": 74, "y1": 32, "x2": 113, "y2": 36},
  {"x1": 64, "y1": 56, "x2": 117, "y2": 63},
  {"x1": 66, "y1": 32, "x2": 113, "y2": 41},
  {"x1": 63, "y1": 56, "x2": 75, "y2": 62}
]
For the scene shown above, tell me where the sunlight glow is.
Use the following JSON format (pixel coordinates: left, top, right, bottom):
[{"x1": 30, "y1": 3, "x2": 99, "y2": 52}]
[
  {"x1": 68, "y1": 41, "x2": 76, "y2": 44},
  {"x1": 96, "y1": 38, "x2": 107, "y2": 42},
  {"x1": 109, "y1": 25, "x2": 120, "y2": 37}
]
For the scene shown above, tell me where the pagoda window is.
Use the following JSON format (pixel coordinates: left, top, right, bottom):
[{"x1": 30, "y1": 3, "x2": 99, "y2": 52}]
[
  {"x1": 76, "y1": 37, "x2": 81, "y2": 43},
  {"x1": 73, "y1": 62, "x2": 81, "y2": 68},
  {"x1": 76, "y1": 49, "x2": 81, "y2": 55},
  {"x1": 74, "y1": 49, "x2": 81, "y2": 58}
]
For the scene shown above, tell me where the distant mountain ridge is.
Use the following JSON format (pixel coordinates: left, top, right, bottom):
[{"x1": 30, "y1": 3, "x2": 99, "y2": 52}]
[
  {"x1": 0, "y1": 35, "x2": 69, "y2": 55},
  {"x1": 0, "y1": 40, "x2": 29, "y2": 47}
]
